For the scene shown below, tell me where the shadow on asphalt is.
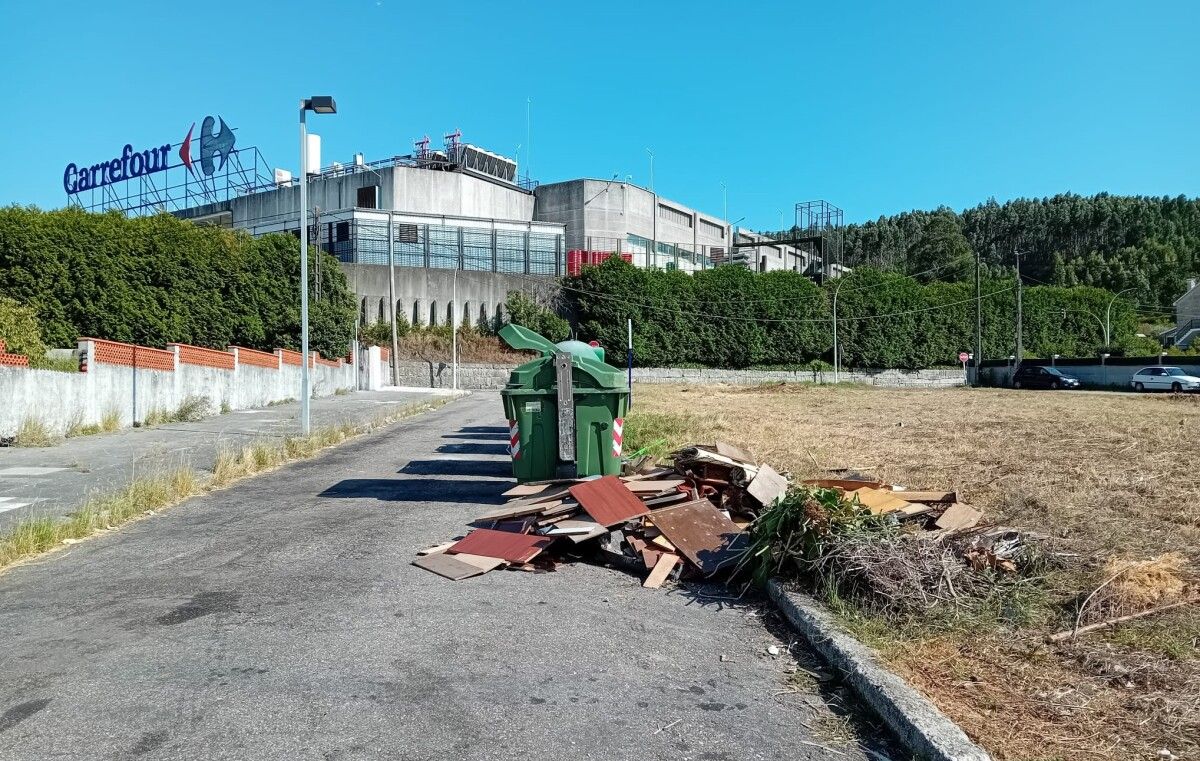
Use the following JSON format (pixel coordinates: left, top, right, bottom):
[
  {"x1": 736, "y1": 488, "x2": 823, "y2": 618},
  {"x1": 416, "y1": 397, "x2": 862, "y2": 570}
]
[
  {"x1": 440, "y1": 432, "x2": 509, "y2": 441},
  {"x1": 436, "y1": 442, "x2": 510, "y2": 456},
  {"x1": 458, "y1": 425, "x2": 508, "y2": 434},
  {"x1": 398, "y1": 459, "x2": 512, "y2": 478},
  {"x1": 318, "y1": 478, "x2": 508, "y2": 505}
]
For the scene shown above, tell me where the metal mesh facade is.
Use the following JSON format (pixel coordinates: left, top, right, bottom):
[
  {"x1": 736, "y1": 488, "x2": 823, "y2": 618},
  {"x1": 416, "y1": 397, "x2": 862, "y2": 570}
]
[{"x1": 319, "y1": 218, "x2": 564, "y2": 276}]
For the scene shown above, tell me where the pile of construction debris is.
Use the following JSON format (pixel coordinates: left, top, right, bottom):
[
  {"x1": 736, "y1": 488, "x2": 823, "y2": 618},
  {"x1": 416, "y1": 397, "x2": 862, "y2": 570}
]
[{"x1": 413, "y1": 443, "x2": 1015, "y2": 589}]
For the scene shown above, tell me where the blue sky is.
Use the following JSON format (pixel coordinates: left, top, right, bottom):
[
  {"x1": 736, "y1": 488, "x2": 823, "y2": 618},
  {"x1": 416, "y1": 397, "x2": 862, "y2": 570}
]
[{"x1": 2, "y1": 0, "x2": 1196, "y2": 226}]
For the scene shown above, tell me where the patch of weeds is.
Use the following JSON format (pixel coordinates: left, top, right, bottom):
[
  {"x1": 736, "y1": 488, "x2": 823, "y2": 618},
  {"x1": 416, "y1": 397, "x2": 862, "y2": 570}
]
[
  {"x1": 622, "y1": 411, "x2": 703, "y2": 459},
  {"x1": 334, "y1": 387, "x2": 351, "y2": 396},
  {"x1": 219, "y1": 400, "x2": 232, "y2": 414},
  {"x1": 66, "y1": 408, "x2": 122, "y2": 437},
  {"x1": 31, "y1": 354, "x2": 80, "y2": 373},
  {"x1": 174, "y1": 395, "x2": 210, "y2": 422},
  {"x1": 267, "y1": 397, "x2": 297, "y2": 407},
  {"x1": 0, "y1": 467, "x2": 200, "y2": 570},
  {"x1": 15, "y1": 416, "x2": 59, "y2": 447}
]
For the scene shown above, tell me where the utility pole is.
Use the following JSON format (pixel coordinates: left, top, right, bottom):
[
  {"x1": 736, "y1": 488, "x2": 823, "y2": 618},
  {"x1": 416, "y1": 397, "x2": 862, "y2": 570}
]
[
  {"x1": 387, "y1": 210, "x2": 399, "y2": 386},
  {"x1": 1105, "y1": 287, "x2": 1135, "y2": 348},
  {"x1": 974, "y1": 247, "x2": 982, "y2": 386},
  {"x1": 1014, "y1": 250, "x2": 1025, "y2": 365}
]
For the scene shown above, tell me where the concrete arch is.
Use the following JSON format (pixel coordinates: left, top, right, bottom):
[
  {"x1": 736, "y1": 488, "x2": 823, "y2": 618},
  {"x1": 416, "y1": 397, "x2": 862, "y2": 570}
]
[
  {"x1": 377, "y1": 298, "x2": 385, "y2": 323},
  {"x1": 445, "y1": 301, "x2": 454, "y2": 328},
  {"x1": 360, "y1": 297, "x2": 368, "y2": 326},
  {"x1": 478, "y1": 302, "x2": 489, "y2": 330},
  {"x1": 396, "y1": 299, "x2": 404, "y2": 325},
  {"x1": 429, "y1": 301, "x2": 438, "y2": 327},
  {"x1": 411, "y1": 299, "x2": 422, "y2": 327}
]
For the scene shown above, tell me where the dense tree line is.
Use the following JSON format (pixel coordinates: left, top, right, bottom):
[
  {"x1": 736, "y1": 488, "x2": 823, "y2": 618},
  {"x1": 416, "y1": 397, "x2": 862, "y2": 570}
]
[
  {"x1": 0, "y1": 207, "x2": 356, "y2": 359},
  {"x1": 564, "y1": 258, "x2": 1144, "y2": 369},
  {"x1": 837, "y1": 194, "x2": 1200, "y2": 311}
]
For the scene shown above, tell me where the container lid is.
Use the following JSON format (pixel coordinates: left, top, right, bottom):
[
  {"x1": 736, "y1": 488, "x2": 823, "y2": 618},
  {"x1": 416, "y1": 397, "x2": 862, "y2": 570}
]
[{"x1": 500, "y1": 324, "x2": 626, "y2": 389}]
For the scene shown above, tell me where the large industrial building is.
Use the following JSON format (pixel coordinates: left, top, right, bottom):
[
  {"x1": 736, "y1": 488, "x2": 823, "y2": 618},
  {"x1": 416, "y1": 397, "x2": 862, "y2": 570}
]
[{"x1": 156, "y1": 129, "x2": 844, "y2": 328}]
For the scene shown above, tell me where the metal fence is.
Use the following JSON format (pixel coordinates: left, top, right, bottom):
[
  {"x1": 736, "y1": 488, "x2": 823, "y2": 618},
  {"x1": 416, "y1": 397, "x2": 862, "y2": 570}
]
[{"x1": 318, "y1": 218, "x2": 564, "y2": 276}]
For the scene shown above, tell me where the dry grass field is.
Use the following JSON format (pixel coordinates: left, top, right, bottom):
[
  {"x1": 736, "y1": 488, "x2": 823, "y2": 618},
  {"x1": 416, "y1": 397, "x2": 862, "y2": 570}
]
[{"x1": 627, "y1": 383, "x2": 1200, "y2": 761}]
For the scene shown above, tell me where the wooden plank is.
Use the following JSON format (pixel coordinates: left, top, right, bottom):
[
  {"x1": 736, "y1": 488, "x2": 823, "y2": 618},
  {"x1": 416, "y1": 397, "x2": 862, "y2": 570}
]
[
  {"x1": 501, "y1": 483, "x2": 550, "y2": 498},
  {"x1": 544, "y1": 519, "x2": 604, "y2": 535},
  {"x1": 622, "y1": 467, "x2": 675, "y2": 482},
  {"x1": 416, "y1": 541, "x2": 457, "y2": 556},
  {"x1": 643, "y1": 553, "x2": 680, "y2": 588},
  {"x1": 624, "y1": 479, "x2": 685, "y2": 493},
  {"x1": 570, "y1": 476, "x2": 650, "y2": 527},
  {"x1": 747, "y1": 464, "x2": 788, "y2": 506},
  {"x1": 803, "y1": 478, "x2": 887, "y2": 491},
  {"x1": 934, "y1": 503, "x2": 983, "y2": 532},
  {"x1": 894, "y1": 490, "x2": 958, "y2": 504},
  {"x1": 452, "y1": 553, "x2": 506, "y2": 572},
  {"x1": 849, "y1": 487, "x2": 913, "y2": 515},
  {"x1": 412, "y1": 553, "x2": 488, "y2": 580},
  {"x1": 648, "y1": 534, "x2": 677, "y2": 552}
]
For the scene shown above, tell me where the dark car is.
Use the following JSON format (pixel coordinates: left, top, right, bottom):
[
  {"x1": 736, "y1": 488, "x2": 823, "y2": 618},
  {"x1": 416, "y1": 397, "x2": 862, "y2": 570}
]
[{"x1": 1012, "y1": 365, "x2": 1081, "y2": 390}]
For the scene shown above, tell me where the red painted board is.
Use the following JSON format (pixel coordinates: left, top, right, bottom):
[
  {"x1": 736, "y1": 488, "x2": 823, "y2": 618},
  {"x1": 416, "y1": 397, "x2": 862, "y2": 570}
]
[
  {"x1": 447, "y1": 528, "x2": 554, "y2": 564},
  {"x1": 569, "y1": 475, "x2": 650, "y2": 528}
]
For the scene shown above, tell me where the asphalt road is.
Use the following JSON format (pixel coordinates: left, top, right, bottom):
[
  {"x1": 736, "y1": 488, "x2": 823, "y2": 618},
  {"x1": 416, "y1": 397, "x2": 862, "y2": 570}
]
[
  {"x1": 0, "y1": 388, "x2": 443, "y2": 531},
  {"x1": 0, "y1": 392, "x2": 894, "y2": 760}
]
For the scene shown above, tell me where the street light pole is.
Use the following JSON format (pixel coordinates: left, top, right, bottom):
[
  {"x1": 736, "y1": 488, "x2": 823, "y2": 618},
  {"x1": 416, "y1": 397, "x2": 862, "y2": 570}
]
[
  {"x1": 1105, "y1": 287, "x2": 1136, "y2": 348},
  {"x1": 451, "y1": 269, "x2": 458, "y2": 390},
  {"x1": 973, "y1": 247, "x2": 982, "y2": 386},
  {"x1": 298, "y1": 96, "x2": 337, "y2": 436},
  {"x1": 645, "y1": 148, "x2": 654, "y2": 192},
  {"x1": 387, "y1": 210, "x2": 399, "y2": 386},
  {"x1": 1014, "y1": 250, "x2": 1025, "y2": 365}
]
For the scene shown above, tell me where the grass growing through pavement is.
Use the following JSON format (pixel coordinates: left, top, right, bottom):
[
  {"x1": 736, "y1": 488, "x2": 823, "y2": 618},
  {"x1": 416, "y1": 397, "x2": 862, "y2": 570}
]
[
  {"x1": 14, "y1": 416, "x2": 58, "y2": 447},
  {"x1": 625, "y1": 383, "x2": 1200, "y2": 761},
  {"x1": 65, "y1": 409, "x2": 121, "y2": 438},
  {"x1": 0, "y1": 397, "x2": 454, "y2": 574}
]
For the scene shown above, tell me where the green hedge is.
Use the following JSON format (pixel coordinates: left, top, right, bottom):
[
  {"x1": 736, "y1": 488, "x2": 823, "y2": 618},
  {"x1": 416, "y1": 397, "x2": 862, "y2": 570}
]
[
  {"x1": 565, "y1": 258, "x2": 1139, "y2": 369},
  {"x1": 0, "y1": 206, "x2": 355, "y2": 359}
]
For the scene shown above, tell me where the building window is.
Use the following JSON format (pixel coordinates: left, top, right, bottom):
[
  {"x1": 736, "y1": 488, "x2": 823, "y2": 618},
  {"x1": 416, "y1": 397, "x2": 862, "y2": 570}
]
[
  {"x1": 395, "y1": 223, "x2": 419, "y2": 243},
  {"x1": 658, "y1": 203, "x2": 693, "y2": 228},
  {"x1": 335, "y1": 221, "x2": 350, "y2": 242},
  {"x1": 356, "y1": 184, "x2": 379, "y2": 209},
  {"x1": 699, "y1": 218, "x2": 725, "y2": 239}
]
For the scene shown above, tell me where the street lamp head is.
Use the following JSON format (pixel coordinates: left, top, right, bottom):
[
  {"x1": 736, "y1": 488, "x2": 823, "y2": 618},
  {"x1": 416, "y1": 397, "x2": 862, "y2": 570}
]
[{"x1": 305, "y1": 96, "x2": 337, "y2": 114}]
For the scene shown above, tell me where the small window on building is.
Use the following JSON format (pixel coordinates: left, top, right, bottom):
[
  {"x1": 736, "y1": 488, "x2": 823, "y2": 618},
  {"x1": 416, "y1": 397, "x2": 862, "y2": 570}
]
[
  {"x1": 335, "y1": 221, "x2": 350, "y2": 242},
  {"x1": 700, "y1": 218, "x2": 725, "y2": 239},
  {"x1": 356, "y1": 184, "x2": 379, "y2": 209}
]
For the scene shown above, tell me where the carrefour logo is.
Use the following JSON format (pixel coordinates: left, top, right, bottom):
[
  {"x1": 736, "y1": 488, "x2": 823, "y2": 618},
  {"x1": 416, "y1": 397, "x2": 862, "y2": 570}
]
[{"x1": 63, "y1": 116, "x2": 237, "y2": 195}]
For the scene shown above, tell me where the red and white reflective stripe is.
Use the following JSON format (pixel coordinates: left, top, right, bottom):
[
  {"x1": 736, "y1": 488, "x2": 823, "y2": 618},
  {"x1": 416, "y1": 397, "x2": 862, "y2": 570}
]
[
  {"x1": 612, "y1": 417, "x2": 624, "y2": 457},
  {"x1": 508, "y1": 419, "x2": 521, "y2": 460}
]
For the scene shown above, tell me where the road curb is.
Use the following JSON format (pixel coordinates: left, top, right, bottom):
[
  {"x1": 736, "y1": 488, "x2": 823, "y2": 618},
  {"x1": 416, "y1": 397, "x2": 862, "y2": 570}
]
[{"x1": 767, "y1": 579, "x2": 992, "y2": 761}]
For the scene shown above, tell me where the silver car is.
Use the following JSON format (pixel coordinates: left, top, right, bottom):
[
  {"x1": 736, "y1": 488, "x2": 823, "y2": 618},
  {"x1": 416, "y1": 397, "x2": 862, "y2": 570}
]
[{"x1": 1130, "y1": 366, "x2": 1200, "y2": 392}]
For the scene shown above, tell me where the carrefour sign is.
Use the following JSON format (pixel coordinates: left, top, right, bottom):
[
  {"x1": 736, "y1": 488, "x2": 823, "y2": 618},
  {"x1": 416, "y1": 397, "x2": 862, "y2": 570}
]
[{"x1": 63, "y1": 116, "x2": 236, "y2": 194}]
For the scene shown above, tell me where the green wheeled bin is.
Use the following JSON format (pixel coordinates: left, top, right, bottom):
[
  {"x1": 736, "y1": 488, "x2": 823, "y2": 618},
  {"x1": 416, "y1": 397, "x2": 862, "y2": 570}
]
[{"x1": 499, "y1": 324, "x2": 630, "y2": 482}]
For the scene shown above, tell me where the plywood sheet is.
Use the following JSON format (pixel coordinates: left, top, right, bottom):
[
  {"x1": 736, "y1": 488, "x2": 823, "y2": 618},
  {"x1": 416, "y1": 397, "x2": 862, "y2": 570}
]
[
  {"x1": 624, "y1": 479, "x2": 685, "y2": 494},
  {"x1": 715, "y1": 442, "x2": 756, "y2": 464},
  {"x1": 849, "y1": 487, "x2": 912, "y2": 515},
  {"x1": 447, "y1": 528, "x2": 554, "y2": 563},
  {"x1": 476, "y1": 500, "x2": 562, "y2": 522},
  {"x1": 569, "y1": 476, "x2": 650, "y2": 528},
  {"x1": 803, "y1": 478, "x2": 888, "y2": 492},
  {"x1": 412, "y1": 553, "x2": 489, "y2": 580},
  {"x1": 501, "y1": 483, "x2": 550, "y2": 498},
  {"x1": 747, "y1": 464, "x2": 788, "y2": 506},
  {"x1": 452, "y1": 553, "x2": 506, "y2": 572},
  {"x1": 649, "y1": 499, "x2": 747, "y2": 575},
  {"x1": 934, "y1": 503, "x2": 983, "y2": 532}
]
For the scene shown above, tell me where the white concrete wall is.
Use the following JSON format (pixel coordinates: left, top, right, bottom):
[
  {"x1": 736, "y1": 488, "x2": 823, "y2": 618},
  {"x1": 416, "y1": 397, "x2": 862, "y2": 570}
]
[{"x1": 0, "y1": 352, "x2": 366, "y2": 438}]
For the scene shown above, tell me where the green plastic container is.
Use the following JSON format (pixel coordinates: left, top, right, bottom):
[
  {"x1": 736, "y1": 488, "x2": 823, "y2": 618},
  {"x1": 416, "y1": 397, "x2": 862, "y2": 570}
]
[{"x1": 499, "y1": 324, "x2": 629, "y2": 482}]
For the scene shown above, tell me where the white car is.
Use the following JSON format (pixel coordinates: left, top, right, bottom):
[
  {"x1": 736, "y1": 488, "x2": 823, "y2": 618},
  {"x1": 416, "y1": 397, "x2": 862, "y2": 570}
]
[{"x1": 1130, "y1": 366, "x2": 1200, "y2": 392}]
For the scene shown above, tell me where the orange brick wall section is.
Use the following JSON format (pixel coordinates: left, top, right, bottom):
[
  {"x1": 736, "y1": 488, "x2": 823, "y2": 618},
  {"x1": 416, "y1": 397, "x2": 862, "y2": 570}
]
[
  {"x1": 233, "y1": 347, "x2": 278, "y2": 369},
  {"x1": 277, "y1": 348, "x2": 304, "y2": 367},
  {"x1": 87, "y1": 338, "x2": 175, "y2": 371},
  {"x1": 168, "y1": 343, "x2": 236, "y2": 371},
  {"x1": 0, "y1": 339, "x2": 31, "y2": 367}
]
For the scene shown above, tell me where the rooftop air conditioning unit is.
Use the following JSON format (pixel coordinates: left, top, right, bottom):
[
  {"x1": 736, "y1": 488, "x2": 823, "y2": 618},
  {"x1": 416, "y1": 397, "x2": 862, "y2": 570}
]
[{"x1": 274, "y1": 168, "x2": 293, "y2": 187}]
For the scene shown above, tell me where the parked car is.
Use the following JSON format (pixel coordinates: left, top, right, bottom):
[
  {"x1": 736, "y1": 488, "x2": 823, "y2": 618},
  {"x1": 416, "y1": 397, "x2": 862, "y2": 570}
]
[
  {"x1": 1130, "y1": 366, "x2": 1200, "y2": 392},
  {"x1": 1012, "y1": 365, "x2": 1081, "y2": 390}
]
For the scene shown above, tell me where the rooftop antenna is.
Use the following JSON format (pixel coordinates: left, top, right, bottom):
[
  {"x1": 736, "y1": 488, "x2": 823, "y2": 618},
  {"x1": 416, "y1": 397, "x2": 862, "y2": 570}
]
[
  {"x1": 443, "y1": 128, "x2": 462, "y2": 162},
  {"x1": 526, "y1": 97, "x2": 532, "y2": 182},
  {"x1": 414, "y1": 135, "x2": 431, "y2": 162}
]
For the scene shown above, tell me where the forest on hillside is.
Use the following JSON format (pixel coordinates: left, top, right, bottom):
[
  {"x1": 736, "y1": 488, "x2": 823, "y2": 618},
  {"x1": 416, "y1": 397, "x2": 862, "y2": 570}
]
[{"x1": 833, "y1": 193, "x2": 1199, "y2": 315}]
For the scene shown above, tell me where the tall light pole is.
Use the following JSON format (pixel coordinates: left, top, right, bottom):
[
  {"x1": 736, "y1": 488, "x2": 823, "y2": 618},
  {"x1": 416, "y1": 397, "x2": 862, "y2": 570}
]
[
  {"x1": 645, "y1": 148, "x2": 654, "y2": 192},
  {"x1": 1105, "y1": 287, "x2": 1136, "y2": 348},
  {"x1": 387, "y1": 210, "x2": 399, "y2": 386},
  {"x1": 299, "y1": 95, "x2": 337, "y2": 435},
  {"x1": 974, "y1": 247, "x2": 982, "y2": 386},
  {"x1": 720, "y1": 181, "x2": 728, "y2": 223},
  {"x1": 1014, "y1": 250, "x2": 1025, "y2": 365},
  {"x1": 832, "y1": 275, "x2": 849, "y2": 383}
]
